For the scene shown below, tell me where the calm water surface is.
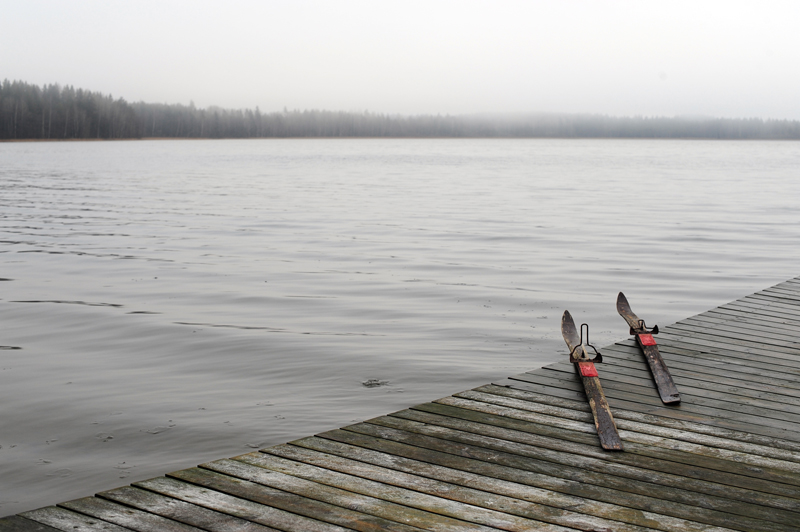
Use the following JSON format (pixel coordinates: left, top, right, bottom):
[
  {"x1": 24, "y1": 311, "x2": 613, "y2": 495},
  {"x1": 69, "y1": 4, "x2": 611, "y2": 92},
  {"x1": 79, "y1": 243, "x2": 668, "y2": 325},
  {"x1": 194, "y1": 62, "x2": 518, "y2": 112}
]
[{"x1": 1, "y1": 138, "x2": 799, "y2": 514}]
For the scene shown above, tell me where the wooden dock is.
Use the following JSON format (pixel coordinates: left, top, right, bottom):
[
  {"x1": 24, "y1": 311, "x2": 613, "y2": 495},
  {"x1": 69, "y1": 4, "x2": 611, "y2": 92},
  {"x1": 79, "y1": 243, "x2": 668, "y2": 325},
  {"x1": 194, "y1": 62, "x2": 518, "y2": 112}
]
[{"x1": 4, "y1": 278, "x2": 800, "y2": 531}]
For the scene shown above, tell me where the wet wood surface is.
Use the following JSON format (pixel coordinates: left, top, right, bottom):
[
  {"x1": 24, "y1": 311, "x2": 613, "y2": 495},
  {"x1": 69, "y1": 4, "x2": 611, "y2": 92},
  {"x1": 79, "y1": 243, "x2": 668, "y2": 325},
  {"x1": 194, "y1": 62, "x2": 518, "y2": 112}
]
[{"x1": 4, "y1": 277, "x2": 800, "y2": 531}]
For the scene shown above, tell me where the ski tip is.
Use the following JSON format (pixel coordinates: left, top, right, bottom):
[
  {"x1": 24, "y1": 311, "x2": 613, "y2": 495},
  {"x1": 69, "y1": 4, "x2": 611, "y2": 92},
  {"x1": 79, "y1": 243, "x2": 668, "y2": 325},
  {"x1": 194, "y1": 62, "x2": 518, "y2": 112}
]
[
  {"x1": 616, "y1": 292, "x2": 631, "y2": 314},
  {"x1": 561, "y1": 310, "x2": 574, "y2": 329}
]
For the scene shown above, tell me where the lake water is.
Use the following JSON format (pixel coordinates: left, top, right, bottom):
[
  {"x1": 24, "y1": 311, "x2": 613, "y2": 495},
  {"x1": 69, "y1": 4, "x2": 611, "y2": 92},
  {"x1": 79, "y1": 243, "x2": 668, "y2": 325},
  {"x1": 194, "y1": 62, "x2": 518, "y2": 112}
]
[{"x1": 1, "y1": 138, "x2": 799, "y2": 515}]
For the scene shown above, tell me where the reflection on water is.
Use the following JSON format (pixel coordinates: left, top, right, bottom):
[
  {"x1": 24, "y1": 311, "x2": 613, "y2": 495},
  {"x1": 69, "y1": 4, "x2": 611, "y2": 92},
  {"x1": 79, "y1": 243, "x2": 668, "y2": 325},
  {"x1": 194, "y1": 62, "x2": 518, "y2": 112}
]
[{"x1": 1, "y1": 138, "x2": 800, "y2": 514}]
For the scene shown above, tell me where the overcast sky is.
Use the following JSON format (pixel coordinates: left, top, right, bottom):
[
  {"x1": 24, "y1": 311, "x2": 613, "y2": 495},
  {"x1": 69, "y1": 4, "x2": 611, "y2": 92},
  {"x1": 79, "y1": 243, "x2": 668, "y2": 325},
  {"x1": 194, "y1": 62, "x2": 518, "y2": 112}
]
[{"x1": 3, "y1": 0, "x2": 799, "y2": 119}]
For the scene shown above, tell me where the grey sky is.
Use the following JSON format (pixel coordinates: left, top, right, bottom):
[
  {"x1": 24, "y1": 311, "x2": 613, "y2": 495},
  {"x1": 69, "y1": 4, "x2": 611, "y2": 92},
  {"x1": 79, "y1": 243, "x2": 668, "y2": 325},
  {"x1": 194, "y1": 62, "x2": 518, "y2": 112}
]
[{"x1": 4, "y1": 0, "x2": 799, "y2": 118}]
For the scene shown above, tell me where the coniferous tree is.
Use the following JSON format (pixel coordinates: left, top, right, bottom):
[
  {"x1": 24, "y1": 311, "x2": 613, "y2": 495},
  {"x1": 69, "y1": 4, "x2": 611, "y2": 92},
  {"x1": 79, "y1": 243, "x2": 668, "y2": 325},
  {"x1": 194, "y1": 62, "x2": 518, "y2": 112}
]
[{"x1": 2, "y1": 79, "x2": 800, "y2": 140}]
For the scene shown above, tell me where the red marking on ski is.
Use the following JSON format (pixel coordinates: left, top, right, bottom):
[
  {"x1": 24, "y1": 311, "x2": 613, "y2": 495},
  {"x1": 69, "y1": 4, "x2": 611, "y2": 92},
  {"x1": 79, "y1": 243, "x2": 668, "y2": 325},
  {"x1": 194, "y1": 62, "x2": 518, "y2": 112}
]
[
  {"x1": 638, "y1": 334, "x2": 656, "y2": 346},
  {"x1": 578, "y1": 362, "x2": 599, "y2": 377}
]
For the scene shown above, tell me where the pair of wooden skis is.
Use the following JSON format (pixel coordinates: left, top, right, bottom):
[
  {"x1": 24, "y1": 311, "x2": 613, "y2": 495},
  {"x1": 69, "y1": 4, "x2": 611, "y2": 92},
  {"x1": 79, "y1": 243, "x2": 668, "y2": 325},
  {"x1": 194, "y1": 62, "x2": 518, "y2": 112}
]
[{"x1": 561, "y1": 293, "x2": 680, "y2": 450}]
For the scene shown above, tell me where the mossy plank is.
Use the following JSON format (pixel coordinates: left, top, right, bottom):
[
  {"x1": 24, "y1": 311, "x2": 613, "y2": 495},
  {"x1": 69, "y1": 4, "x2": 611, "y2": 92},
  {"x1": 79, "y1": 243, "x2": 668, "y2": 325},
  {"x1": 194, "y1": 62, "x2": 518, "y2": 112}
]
[
  {"x1": 59, "y1": 497, "x2": 202, "y2": 532},
  {"x1": 411, "y1": 401, "x2": 800, "y2": 489},
  {"x1": 510, "y1": 372, "x2": 800, "y2": 437},
  {"x1": 263, "y1": 442, "x2": 767, "y2": 532},
  {"x1": 498, "y1": 377, "x2": 800, "y2": 443},
  {"x1": 197, "y1": 458, "x2": 488, "y2": 532},
  {"x1": 601, "y1": 343, "x2": 800, "y2": 388},
  {"x1": 362, "y1": 413, "x2": 800, "y2": 508},
  {"x1": 544, "y1": 363, "x2": 800, "y2": 415},
  {"x1": 98, "y1": 486, "x2": 277, "y2": 532},
  {"x1": 0, "y1": 516, "x2": 62, "y2": 532},
  {"x1": 438, "y1": 394, "x2": 800, "y2": 474},
  {"x1": 168, "y1": 467, "x2": 437, "y2": 532},
  {"x1": 135, "y1": 476, "x2": 348, "y2": 532},
  {"x1": 19, "y1": 507, "x2": 130, "y2": 532},
  {"x1": 294, "y1": 435, "x2": 795, "y2": 531},
  {"x1": 580, "y1": 360, "x2": 800, "y2": 405},
  {"x1": 209, "y1": 454, "x2": 586, "y2": 532},
  {"x1": 461, "y1": 388, "x2": 800, "y2": 463}
]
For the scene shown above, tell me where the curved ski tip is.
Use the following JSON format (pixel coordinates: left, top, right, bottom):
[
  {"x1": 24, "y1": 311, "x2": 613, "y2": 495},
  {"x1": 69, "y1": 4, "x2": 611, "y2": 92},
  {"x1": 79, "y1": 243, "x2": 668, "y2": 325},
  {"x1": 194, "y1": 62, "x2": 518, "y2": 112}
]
[
  {"x1": 561, "y1": 310, "x2": 573, "y2": 324},
  {"x1": 616, "y1": 292, "x2": 630, "y2": 310}
]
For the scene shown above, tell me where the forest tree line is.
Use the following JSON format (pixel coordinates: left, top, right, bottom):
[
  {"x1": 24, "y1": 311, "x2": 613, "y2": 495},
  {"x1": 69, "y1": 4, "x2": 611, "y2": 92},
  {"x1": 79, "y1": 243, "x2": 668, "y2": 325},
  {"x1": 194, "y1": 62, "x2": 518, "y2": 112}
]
[{"x1": 3, "y1": 79, "x2": 800, "y2": 140}]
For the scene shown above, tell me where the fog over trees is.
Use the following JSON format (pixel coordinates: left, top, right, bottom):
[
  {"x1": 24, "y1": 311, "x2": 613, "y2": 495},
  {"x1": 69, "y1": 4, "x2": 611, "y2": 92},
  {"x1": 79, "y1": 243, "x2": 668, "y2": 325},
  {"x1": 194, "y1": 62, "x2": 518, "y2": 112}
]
[{"x1": 3, "y1": 79, "x2": 800, "y2": 140}]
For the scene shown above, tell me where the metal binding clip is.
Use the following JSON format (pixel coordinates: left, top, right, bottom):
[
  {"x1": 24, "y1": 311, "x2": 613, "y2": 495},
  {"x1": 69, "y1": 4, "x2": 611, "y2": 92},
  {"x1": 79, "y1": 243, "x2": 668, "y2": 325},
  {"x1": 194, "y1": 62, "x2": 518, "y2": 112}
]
[
  {"x1": 629, "y1": 319, "x2": 659, "y2": 336},
  {"x1": 569, "y1": 323, "x2": 603, "y2": 363}
]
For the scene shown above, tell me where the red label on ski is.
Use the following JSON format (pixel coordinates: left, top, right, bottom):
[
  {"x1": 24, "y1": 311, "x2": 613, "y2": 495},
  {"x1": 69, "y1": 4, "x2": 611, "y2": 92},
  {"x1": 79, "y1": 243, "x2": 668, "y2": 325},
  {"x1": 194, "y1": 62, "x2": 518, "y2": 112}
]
[
  {"x1": 638, "y1": 334, "x2": 656, "y2": 346},
  {"x1": 578, "y1": 362, "x2": 598, "y2": 377}
]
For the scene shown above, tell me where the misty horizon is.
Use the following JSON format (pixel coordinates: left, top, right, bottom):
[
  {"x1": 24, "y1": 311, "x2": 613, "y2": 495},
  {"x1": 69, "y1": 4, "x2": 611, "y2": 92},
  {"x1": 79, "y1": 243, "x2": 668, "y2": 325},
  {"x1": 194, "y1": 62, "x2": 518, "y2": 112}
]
[
  {"x1": 4, "y1": 1, "x2": 800, "y2": 121},
  {"x1": 4, "y1": 78, "x2": 800, "y2": 140}
]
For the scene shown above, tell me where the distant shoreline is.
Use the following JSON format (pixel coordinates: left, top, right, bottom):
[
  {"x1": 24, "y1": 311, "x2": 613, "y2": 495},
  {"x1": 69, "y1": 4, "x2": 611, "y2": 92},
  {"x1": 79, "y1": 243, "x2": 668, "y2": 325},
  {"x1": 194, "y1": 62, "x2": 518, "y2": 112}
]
[{"x1": 4, "y1": 80, "x2": 800, "y2": 141}]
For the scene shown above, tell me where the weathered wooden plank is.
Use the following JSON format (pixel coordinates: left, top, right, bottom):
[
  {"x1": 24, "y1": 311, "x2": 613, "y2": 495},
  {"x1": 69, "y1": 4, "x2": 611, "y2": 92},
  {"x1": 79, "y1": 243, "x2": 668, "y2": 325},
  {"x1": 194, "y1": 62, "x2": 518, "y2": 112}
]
[
  {"x1": 545, "y1": 362, "x2": 800, "y2": 415},
  {"x1": 411, "y1": 401, "x2": 800, "y2": 489},
  {"x1": 608, "y1": 337, "x2": 800, "y2": 380},
  {"x1": 513, "y1": 369, "x2": 800, "y2": 431},
  {"x1": 553, "y1": 361, "x2": 800, "y2": 419},
  {"x1": 98, "y1": 486, "x2": 277, "y2": 532},
  {"x1": 334, "y1": 420, "x2": 800, "y2": 516},
  {"x1": 655, "y1": 333, "x2": 800, "y2": 365},
  {"x1": 462, "y1": 387, "x2": 800, "y2": 463},
  {"x1": 756, "y1": 288, "x2": 800, "y2": 301},
  {"x1": 169, "y1": 467, "x2": 452, "y2": 532},
  {"x1": 585, "y1": 360, "x2": 800, "y2": 411},
  {"x1": 666, "y1": 321, "x2": 800, "y2": 352},
  {"x1": 602, "y1": 343, "x2": 800, "y2": 389},
  {"x1": 197, "y1": 458, "x2": 498, "y2": 532},
  {"x1": 711, "y1": 299, "x2": 800, "y2": 320},
  {"x1": 19, "y1": 507, "x2": 131, "y2": 532},
  {"x1": 652, "y1": 336, "x2": 800, "y2": 375},
  {"x1": 683, "y1": 312, "x2": 800, "y2": 339},
  {"x1": 135, "y1": 477, "x2": 349, "y2": 532},
  {"x1": 59, "y1": 497, "x2": 202, "y2": 532},
  {"x1": 761, "y1": 289, "x2": 800, "y2": 303},
  {"x1": 744, "y1": 293, "x2": 800, "y2": 311},
  {"x1": 362, "y1": 413, "x2": 800, "y2": 510},
  {"x1": 476, "y1": 384, "x2": 800, "y2": 455},
  {"x1": 387, "y1": 408, "x2": 800, "y2": 502},
  {"x1": 510, "y1": 371, "x2": 800, "y2": 437},
  {"x1": 498, "y1": 377, "x2": 800, "y2": 444},
  {"x1": 689, "y1": 315, "x2": 800, "y2": 341},
  {"x1": 719, "y1": 300, "x2": 800, "y2": 323},
  {"x1": 262, "y1": 444, "x2": 677, "y2": 531},
  {"x1": 252, "y1": 444, "x2": 737, "y2": 532},
  {"x1": 707, "y1": 305, "x2": 800, "y2": 327},
  {"x1": 673, "y1": 321, "x2": 800, "y2": 351},
  {"x1": 595, "y1": 355, "x2": 800, "y2": 402},
  {"x1": 729, "y1": 299, "x2": 800, "y2": 319},
  {"x1": 295, "y1": 435, "x2": 793, "y2": 532},
  {"x1": 743, "y1": 290, "x2": 800, "y2": 305},
  {"x1": 701, "y1": 300, "x2": 800, "y2": 324},
  {"x1": 0, "y1": 516, "x2": 62, "y2": 532},
  {"x1": 439, "y1": 394, "x2": 800, "y2": 474},
  {"x1": 212, "y1": 452, "x2": 609, "y2": 532}
]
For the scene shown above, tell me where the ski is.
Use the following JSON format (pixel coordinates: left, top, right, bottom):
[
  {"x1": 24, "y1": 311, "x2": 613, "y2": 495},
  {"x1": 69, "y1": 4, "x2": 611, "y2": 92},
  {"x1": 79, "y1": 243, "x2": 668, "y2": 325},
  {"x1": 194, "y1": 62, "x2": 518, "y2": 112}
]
[
  {"x1": 561, "y1": 310, "x2": 623, "y2": 451},
  {"x1": 616, "y1": 292, "x2": 681, "y2": 404}
]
